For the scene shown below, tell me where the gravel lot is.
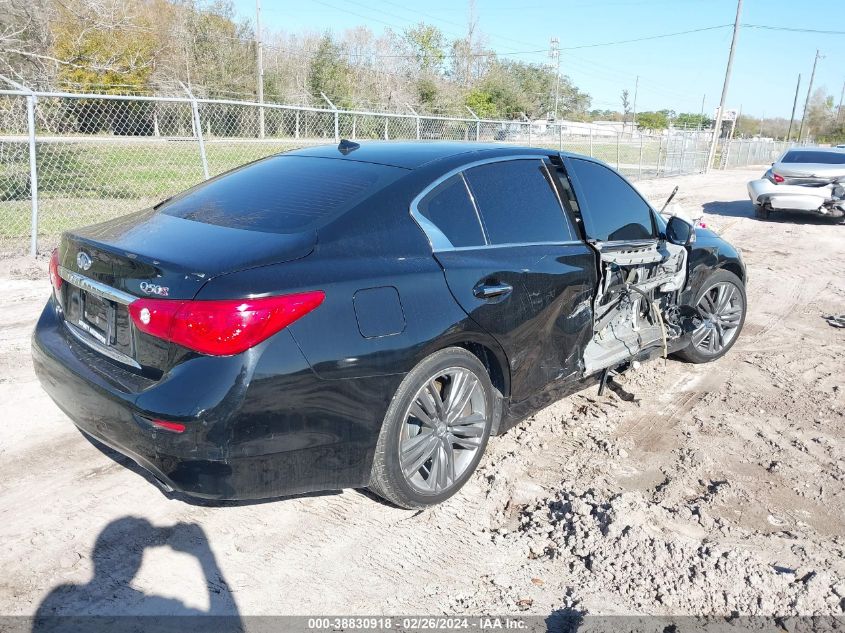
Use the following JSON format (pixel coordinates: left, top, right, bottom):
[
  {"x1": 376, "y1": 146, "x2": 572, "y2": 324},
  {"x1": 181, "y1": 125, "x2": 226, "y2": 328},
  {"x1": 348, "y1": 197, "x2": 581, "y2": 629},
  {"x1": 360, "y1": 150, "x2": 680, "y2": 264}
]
[{"x1": 1, "y1": 167, "x2": 843, "y2": 621}]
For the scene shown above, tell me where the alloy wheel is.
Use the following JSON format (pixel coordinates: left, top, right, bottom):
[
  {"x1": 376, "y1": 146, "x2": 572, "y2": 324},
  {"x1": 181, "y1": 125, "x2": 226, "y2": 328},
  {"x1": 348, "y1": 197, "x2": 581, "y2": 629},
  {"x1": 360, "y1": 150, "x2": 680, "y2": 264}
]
[
  {"x1": 691, "y1": 281, "x2": 743, "y2": 355},
  {"x1": 399, "y1": 367, "x2": 488, "y2": 495}
]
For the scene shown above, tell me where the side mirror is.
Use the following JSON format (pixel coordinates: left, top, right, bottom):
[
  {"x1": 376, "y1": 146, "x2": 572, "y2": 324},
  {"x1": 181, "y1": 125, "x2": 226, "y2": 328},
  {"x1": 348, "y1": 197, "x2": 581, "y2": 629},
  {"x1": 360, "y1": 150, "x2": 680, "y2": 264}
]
[{"x1": 666, "y1": 215, "x2": 695, "y2": 246}]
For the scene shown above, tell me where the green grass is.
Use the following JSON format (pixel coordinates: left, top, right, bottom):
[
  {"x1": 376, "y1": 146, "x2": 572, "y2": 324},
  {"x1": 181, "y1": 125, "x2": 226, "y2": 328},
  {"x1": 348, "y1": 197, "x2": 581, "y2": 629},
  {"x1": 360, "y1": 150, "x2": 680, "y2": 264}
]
[{"x1": 0, "y1": 139, "x2": 308, "y2": 245}]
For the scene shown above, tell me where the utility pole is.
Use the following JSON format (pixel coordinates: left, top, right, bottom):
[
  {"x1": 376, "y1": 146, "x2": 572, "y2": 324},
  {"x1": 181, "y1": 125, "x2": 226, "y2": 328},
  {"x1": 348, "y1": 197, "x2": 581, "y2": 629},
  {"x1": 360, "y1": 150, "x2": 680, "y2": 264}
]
[
  {"x1": 631, "y1": 75, "x2": 639, "y2": 137},
  {"x1": 706, "y1": 0, "x2": 742, "y2": 172},
  {"x1": 797, "y1": 50, "x2": 822, "y2": 144},
  {"x1": 786, "y1": 73, "x2": 801, "y2": 142},
  {"x1": 256, "y1": 0, "x2": 265, "y2": 139},
  {"x1": 837, "y1": 79, "x2": 845, "y2": 122},
  {"x1": 549, "y1": 37, "x2": 561, "y2": 121},
  {"x1": 699, "y1": 93, "x2": 706, "y2": 129},
  {"x1": 730, "y1": 104, "x2": 742, "y2": 141}
]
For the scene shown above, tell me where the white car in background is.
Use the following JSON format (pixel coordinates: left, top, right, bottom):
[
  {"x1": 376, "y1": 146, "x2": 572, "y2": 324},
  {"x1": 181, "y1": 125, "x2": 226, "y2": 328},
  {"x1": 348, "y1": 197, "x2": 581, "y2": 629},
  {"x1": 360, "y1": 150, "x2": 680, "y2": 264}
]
[{"x1": 747, "y1": 147, "x2": 845, "y2": 220}]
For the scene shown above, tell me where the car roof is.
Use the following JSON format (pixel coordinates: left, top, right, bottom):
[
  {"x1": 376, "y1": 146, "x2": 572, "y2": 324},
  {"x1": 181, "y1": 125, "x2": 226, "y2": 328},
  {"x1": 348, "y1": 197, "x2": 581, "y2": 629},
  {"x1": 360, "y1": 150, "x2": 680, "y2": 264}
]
[
  {"x1": 783, "y1": 146, "x2": 845, "y2": 154},
  {"x1": 287, "y1": 141, "x2": 557, "y2": 169}
]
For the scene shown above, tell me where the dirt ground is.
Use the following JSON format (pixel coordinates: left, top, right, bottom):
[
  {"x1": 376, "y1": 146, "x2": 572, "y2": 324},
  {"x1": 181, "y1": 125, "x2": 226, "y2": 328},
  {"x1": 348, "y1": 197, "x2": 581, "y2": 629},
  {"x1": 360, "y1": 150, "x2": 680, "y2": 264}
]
[{"x1": 0, "y1": 167, "x2": 844, "y2": 621}]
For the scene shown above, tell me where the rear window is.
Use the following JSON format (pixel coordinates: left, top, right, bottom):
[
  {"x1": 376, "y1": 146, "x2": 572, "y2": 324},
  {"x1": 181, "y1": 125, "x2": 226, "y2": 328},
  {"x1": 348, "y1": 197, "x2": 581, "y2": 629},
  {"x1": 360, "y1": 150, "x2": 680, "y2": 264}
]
[
  {"x1": 160, "y1": 155, "x2": 406, "y2": 233},
  {"x1": 780, "y1": 150, "x2": 845, "y2": 164}
]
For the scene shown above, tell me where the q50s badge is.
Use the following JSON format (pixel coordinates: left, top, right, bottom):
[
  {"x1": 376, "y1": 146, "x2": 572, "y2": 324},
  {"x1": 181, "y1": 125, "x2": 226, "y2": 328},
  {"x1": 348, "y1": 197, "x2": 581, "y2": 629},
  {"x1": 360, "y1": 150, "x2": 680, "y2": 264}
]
[{"x1": 139, "y1": 282, "x2": 169, "y2": 297}]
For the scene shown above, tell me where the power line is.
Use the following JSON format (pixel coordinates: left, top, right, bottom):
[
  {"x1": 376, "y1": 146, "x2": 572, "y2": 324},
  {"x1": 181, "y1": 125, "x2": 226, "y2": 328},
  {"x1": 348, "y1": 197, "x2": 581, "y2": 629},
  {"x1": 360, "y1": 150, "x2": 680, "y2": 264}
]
[
  {"x1": 561, "y1": 24, "x2": 732, "y2": 50},
  {"x1": 742, "y1": 23, "x2": 845, "y2": 36}
]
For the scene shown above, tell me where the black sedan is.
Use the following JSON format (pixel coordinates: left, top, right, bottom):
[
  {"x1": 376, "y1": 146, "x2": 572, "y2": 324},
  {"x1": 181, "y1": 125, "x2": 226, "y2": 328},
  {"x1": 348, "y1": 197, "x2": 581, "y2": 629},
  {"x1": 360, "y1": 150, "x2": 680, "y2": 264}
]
[{"x1": 32, "y1": 141, "x2": 746, "y2": 508}]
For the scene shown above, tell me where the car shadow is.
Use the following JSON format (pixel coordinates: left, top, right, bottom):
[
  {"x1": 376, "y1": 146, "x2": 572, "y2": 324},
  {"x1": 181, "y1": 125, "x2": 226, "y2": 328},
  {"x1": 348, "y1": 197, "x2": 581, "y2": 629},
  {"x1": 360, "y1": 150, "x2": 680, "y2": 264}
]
[
  {"x1": 702, "y1": 200, "x2": 845, "y2": 225},
  {"x1": 701, "y1": 200, "x2": 753, "y2": 218},
  {"x1": 33, "y1": 517, "x2": 243, "y2": 632}
]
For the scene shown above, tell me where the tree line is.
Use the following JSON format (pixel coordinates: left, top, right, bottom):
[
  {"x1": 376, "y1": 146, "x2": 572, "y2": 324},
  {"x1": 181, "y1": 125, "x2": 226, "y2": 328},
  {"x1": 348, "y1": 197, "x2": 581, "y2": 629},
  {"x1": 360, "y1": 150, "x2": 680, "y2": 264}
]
[{"x1": 1, "y1": 0, "x2": 591, "y2": 120}]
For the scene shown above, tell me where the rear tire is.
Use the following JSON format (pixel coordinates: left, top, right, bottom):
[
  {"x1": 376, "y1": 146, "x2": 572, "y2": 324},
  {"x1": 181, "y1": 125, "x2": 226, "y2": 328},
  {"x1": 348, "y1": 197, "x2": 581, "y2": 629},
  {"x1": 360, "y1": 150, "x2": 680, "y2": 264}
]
[
  {"x1": 753, "y1": 203, "x2": 770, "y2": 219},
  {"x1": 675, "y1": 270, "x2": 746, "y2": 364},
  {"x1": 369, "y1": 347, "x2": 494, "y2": 509}
]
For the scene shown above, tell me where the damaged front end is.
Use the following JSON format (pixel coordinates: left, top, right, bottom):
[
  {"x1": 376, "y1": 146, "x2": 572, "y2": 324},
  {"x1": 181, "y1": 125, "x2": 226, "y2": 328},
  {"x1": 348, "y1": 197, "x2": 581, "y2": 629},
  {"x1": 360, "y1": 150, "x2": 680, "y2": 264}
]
[{"x1": 582, "y1": 218, "x2": 702, "y2": 382}]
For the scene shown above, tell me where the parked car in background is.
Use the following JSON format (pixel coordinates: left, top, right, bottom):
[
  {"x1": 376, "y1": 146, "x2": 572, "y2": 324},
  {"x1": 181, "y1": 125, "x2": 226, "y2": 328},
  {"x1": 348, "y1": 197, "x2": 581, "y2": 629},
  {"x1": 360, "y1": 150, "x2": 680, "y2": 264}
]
[
  {"x1": 747, "y1": 147, "x2": 845, "y2": 220},
  {"x1": 33, "y1": 141, "x2": 746, "y2": 508}
]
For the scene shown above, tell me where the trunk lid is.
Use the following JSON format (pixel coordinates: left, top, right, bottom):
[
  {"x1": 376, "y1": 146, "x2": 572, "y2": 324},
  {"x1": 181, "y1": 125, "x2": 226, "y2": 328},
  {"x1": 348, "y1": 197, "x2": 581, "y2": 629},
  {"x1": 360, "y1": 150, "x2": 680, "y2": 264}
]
[
  {"x1": 773, "y1": 162, "x2": 845, "y2": 186},
  {"x1": 57, "y1": 208, "x2": 316, "y2": 375},
  {"x1": 60, "y1": 208, "x2": 316, "y2": 300}
]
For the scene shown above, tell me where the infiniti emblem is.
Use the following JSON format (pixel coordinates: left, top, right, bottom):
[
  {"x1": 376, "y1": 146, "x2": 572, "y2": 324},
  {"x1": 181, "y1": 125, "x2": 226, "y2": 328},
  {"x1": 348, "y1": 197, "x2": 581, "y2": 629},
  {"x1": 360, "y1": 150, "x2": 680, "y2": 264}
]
[{"x1": 76, "y1": 251, "x2": 93, "y2": 271}]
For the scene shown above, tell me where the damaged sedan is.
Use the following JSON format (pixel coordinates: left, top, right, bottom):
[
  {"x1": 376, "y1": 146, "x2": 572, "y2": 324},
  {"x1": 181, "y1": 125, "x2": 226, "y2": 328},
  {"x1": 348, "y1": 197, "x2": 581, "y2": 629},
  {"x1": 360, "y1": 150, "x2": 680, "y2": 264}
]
[
  {"x1": 33, "y1": 142, "x2": 746, "y2": 508},
  {"x1": 748, "y1": 147, "x2": 845, "y2": 220}
]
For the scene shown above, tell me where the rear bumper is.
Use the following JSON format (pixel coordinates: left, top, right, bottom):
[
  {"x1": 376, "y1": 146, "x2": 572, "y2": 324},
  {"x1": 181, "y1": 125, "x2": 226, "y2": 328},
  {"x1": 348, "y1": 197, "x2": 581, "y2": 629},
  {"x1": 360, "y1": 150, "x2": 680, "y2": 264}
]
[
  {"x1": 747, "y1": 178, "x2": 837, "y2": 213},
  {"x1": 32, "y1": 296, "x2": 399, "y2": 500}
]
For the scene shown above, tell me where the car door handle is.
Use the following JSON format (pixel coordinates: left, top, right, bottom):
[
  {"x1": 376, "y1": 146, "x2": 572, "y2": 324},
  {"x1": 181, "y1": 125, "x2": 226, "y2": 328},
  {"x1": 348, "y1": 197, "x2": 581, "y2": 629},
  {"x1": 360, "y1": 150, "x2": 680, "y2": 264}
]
[{"x1": 473, "y1": 282, "x2": 513, "y2": 299}]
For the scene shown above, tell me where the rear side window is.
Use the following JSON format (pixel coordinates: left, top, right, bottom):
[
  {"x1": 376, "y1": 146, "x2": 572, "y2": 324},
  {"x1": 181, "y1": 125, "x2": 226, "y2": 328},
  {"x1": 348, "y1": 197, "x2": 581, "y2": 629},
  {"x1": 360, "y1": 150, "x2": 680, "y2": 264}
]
[
  {"x1": 160, "y1": 155, "x2": 406, "y2": 233},
  {"x1": 781, "y1": 150, "x2": 845, "y2": 164},
  {"x1": 463, "y1": 159, "x2": 574, "y2": 244},
  {"x1": 416, "y1": 175, "x2": 485, "y2": 247},
  {"x1": 567, "y1": 159, "x2": 654, "y2": 242}
]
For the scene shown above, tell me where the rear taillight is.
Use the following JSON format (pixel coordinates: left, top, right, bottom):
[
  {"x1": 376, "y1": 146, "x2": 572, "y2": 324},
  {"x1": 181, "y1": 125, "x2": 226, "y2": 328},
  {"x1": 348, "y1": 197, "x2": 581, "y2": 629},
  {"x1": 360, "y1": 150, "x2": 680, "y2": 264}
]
[
  {"x1": 151, "y1": 419, "x2": 186, "y2": 433},
  {"x1": 128, "y1": 291, "x2": 325, "y2": 356},
  {"x1": 771, "y1": 172, "x2": 784, "y2": 183},
  {"x1": 49, "y1": 249, "x2": 62, "y2": 291}
]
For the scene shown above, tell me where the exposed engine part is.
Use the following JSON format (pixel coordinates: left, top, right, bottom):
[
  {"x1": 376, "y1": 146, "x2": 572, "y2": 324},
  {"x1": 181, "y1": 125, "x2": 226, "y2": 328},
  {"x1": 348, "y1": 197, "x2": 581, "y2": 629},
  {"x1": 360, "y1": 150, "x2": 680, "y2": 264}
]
[{"x1": 583, "y1": 237, "x2": 691, "y2": 375}]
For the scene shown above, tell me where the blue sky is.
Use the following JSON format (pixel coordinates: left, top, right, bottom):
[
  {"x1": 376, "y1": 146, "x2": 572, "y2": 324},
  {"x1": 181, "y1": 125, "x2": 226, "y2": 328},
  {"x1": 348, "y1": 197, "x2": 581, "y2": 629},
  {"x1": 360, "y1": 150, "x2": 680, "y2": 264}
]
[{"x1": 232, "y1": 0, "x2": 845, "y2": 118}]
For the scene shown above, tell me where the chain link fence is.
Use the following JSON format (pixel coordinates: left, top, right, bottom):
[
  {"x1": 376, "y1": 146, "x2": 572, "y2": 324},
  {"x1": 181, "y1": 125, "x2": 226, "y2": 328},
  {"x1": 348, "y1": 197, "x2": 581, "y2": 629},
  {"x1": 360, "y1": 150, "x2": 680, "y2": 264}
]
[
  {"x1": 0, "y1": 88, "x2": 792, "y2": 256},
  {"x1": 718, "y1": 136, "x2": 790, "y2": 170}
]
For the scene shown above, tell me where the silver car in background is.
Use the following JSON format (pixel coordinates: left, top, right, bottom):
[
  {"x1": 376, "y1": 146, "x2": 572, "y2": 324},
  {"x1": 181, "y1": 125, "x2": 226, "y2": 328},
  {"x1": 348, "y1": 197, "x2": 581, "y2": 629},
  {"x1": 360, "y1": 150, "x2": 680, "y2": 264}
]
[{"x1": 747, "y1": 147, "x2": 845, "y2": 220}]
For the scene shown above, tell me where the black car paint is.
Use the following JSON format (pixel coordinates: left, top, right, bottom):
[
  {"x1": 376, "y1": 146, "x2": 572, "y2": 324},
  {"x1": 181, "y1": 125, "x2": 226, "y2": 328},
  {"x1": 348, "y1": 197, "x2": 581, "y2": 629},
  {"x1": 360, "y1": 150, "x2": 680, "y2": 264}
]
[{"x1": 32, "y1": 142, "x2": 745, "y2": 500}]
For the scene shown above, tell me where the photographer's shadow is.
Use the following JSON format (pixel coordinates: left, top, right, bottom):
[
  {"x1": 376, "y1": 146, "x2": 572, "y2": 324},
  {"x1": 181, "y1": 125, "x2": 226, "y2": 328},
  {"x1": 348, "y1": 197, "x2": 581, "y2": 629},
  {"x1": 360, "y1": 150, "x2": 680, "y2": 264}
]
[{"x1": 34, "y1": 517, "x2": 242, "y2": 632}]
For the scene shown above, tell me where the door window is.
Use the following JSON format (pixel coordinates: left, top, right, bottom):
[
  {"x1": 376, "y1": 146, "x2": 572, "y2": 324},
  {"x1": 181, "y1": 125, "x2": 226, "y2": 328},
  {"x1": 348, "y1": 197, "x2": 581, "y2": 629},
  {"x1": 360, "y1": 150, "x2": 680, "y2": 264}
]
[
  {"x1": 567, "y1": 158, "x2": 654, "y2": 242},
  {"x1": 463, "y1": 159, "x2": 575, "y2": 245}
]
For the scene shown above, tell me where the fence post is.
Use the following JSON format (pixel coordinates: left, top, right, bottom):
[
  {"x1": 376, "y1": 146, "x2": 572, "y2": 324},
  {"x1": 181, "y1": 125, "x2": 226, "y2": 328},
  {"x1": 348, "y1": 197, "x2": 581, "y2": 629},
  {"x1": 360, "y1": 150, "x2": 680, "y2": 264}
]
[
  {"x1": 179, "y1": 82, "x2": 209, "y2": 180},
  {"x1": 528, "y1": 120, "x2": 532, "y2": 146},
  {"x1": 465, "y1": 106, "x2": 480, "y2": 142},
  {"x1": 616, "y1": 132, "x2": 620, "y2": 170},
  {"x1": 26, "y1": 95, "x2": 39, "y2": 256},
  {"x1": 320, "y1": 92, "x2": 339, "y2": 143},
  {"x1": 638, "y1": 133, "x2": 644, "y2": 180},
  {"x1": 657, "y1": 135, "x2": 664, "y2": 177},
  {"x1": 406, "y1": 103, "x2": 420, "y2": 140},
  {"x1": 589, "y1": 128, "x2": 594, "y2": 157},
  {"x1": 1, "y1": 74, "x2": 41, "y2": 255},
  {"x1": 679, "y1": 130, "x2": 687, "y2": 174},
  {"x1": 295, "y1": 110, "x2": 300, "y2": 139}
]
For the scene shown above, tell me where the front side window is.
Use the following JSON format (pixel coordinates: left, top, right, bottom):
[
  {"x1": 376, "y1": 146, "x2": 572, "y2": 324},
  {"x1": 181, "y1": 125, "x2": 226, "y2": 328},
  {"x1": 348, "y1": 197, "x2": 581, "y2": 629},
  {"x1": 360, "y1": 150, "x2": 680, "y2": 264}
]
[
  {"x1": 416, "y1": 174, "x2": 485, "y2": 247},
  {"x1": 463, "y1": 159, "x2": 574, "y2": 245},
  {"x1": 567, "y1": 159, "x2": 654, "y2": 242}
]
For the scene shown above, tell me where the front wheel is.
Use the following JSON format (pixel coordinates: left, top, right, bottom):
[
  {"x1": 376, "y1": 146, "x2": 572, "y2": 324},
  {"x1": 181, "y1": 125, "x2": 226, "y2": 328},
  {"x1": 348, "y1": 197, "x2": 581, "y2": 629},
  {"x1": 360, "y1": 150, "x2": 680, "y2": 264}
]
[
  {"x1": 675, "y1": 270, "x2": 746, "y2": 364},
  {"x1": 369, "y1": 347, "x2": 494, "y2": 509}
]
